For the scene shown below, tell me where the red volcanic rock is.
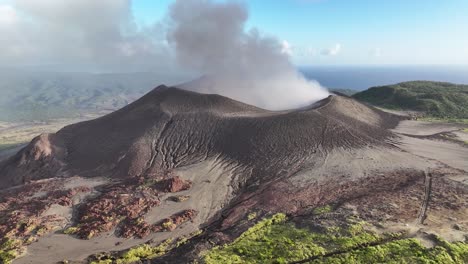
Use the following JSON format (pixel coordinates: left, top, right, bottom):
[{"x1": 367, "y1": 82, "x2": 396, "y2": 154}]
[
  {"x1": 172, "y1": 209, "x2": 197, "y2": 225},
  {"x1": 0, "y1": 182, "x2": 92, "y2": 257},
  {"x1": 120, "y1": 217, "x2": 152, "y2": 239},
  {"x1": 72, "y1": 180, "x2": 161, "y2": 239},
  {"x1": 47, "y1": 186, "x2": 92, "y2": 207},
  {"x1": 162, "y1": 176, "x2": 192, "y2": 193},
  {"x1": 154, "y1": 209, "x2": 198, "y2": 232}
]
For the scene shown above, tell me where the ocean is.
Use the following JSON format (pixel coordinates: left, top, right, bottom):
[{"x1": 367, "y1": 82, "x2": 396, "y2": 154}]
[{"x1": 300, "y1": 65, "x2": 468, "y2": 91}]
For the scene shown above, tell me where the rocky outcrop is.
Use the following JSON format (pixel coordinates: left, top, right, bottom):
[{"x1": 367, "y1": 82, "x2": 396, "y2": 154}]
[{"x1": 161, "y1": 176, "x2": 192, "y2": 193}]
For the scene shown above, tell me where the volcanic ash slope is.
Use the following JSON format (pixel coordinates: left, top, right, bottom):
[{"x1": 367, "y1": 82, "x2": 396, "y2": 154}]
[
  {"x1": 1, "y1": 85, "x2": 407, "y2": 186},
  {"x1": 0, "y1": 85, "x2": 449, "y2": 262},
  {"x1": 0, "y1": 85, "x2": 434, "y2": 214}
]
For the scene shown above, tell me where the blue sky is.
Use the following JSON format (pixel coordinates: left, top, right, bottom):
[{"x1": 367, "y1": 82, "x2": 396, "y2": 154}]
[
  {"x1": 0, "y1": 0, "x2": 466, "y2": 67},
  {"x1": 132, "y1": 0, "x2": 468, "y2": 65}
]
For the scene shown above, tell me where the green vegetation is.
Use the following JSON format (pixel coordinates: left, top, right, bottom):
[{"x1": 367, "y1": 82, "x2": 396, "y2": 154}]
[
  {"x1": 89, "y1": 229, "x2": 204, "y2": 263},
  {"x1": 312, "y1": 205, "x2": 333, "y2": 215},
  {"x1": 203, "y1": 213, "x2": 468, "y2": 264},
  {"x1": 0, "y1": 221, "x2": 53, "y2": 263},
  {"x1": 116, "y1": 241, "x2": 171, "y2": 264},
  {"x1": 191, "y1": 229, "x2": 203, "y2": 237},
  {"x1": 310, "y1": 237, "x2": 468, "y2": 264},
  {"x1": 90, "y1": 239, "x2": 173, "y2": 264},
  {"x1": 162, "y1": 220, "x2": 176, "y2": 231},
  {"x1": 0, "y1": 238, "x2": 21, "y2": 264},
  {"x1": 247, "y1": 212, "x2": 257, "y2": 221},
  {"x1": 63, "y1": 226, "x2": 79, "y2": 235},
  {"x1": 353, "y1": 81, "x2": 468, "y2": 119},
  {"x1": 204, "y1": 214, "x2": 381, "y2": 264}
]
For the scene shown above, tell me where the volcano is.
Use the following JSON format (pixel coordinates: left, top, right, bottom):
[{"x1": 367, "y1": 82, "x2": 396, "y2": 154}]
[
  {"x1": 0, "y1": 85, "x2": 400, "y2": 188},
  {"x1": 1, "y1": 85, "x2": 467, "y2": 263}
]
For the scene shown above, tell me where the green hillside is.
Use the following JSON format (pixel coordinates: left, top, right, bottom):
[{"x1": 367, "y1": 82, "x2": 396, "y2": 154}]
[{"x1": 353, "y1": 81, "x2": 468, "y2": 119}]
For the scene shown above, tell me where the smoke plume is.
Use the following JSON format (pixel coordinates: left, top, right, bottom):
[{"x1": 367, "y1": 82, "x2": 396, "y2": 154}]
[
  {"x1": 167, "y1": 0, "x2": 328, "y2": 110},
  {"x1": 0, "y1": 0, "x2": 328, "y2": 110}
]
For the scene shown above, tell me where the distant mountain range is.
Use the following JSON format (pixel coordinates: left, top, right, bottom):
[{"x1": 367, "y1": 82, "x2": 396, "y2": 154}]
[
  {"x1": 1, "y1": 67, "x2": 468, "y2": 121},
  {"x1": 0, "y1": 70, "x2": 186, "y2": 121}
]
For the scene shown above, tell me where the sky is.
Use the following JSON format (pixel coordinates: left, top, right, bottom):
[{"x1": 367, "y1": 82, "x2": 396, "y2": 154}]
[
  {"x1": 131, "y1": 0, "x2": 468, "y2": 66},
  {"x1": 0, "y1": 0, "x2": 467, "y2": 72}
]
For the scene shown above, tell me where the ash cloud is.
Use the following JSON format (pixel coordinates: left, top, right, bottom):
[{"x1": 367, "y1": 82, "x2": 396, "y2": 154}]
[{"x1": 168, "y1": 0, "x2": 328, "y2": 110}]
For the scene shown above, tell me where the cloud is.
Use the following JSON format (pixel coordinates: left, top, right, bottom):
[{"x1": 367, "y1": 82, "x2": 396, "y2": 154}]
[
  {"x1": 169, "y1": 0, "x2": 328, "y2": 110},
  {"x1": 0, "y1": 0, "x2": 172, "y2": 72},
  {"x1": 373, "y1": 47, "x2": 382, "y2": 57},
  {"x1": 321, "y1": 43, "x2": 341, "y2": 56},
  {"x1": 281, "y1": 40, "x2": 293, "y2": 56},
  {"x1": 0, "y1": 5, "x2": 18, "y2": 25},
  {"x1": 0, "y1": 0, "x2": 328, "y2": 110}
]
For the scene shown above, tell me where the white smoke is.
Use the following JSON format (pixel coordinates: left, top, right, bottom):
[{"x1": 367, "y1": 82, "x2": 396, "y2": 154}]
[
  {"x1": 0, "y1": 0, "x2": 328, "y2": 110},
  {"x1": 168, "y1": 0, "x2": 329, "y2": 110}
]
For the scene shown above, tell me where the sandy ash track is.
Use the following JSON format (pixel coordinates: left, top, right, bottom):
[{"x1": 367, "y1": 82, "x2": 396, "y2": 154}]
[{"x1": 392, "y1": 120, "x2": 468, "y2": 172}]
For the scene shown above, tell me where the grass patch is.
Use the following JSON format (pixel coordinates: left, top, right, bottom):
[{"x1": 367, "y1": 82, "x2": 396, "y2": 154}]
[
  {"x1": 203, "y1": 213, "x2": 468, "y2": 264},
  {"x1": 63, "y1": 226, "x2": 79, "y2": 235},
  {"x1": 247, "y1": 212, "x2": 257, "y2": 221},
  {"x1": 310, "y1": 237, "x2": 468, "y2": 264},
  {"x1": 90, "y1": 239, "x2": 173, "y2": 264},
  {"x1": 116, "y1": 241, "x2": 171, "y2": 264},
  {"x1": 0, "y1": 238, "x2": 22, "y2": 264},
  {"x1": 88, "y1": 228, "x2": 203, "y2": 263},
  {"x1": 312, "y1": 205, "x2": 333, "y2": 215},
  {"x1": 203, "y1": 214, "x2": 381, "y2": 264}
]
